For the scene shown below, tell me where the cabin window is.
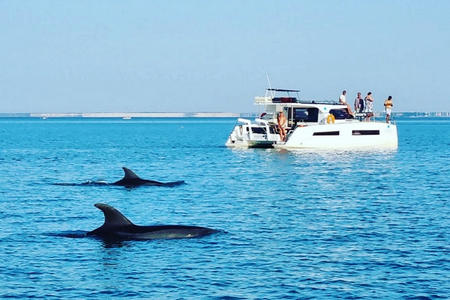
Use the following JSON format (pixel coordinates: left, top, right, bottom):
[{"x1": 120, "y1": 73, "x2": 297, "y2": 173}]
[
  {"x1": 313, "y1": 131, "x2": 340, "y2": 136},
  {"x1": 251, "y1": 127, "x2": 266, "y2": 134},
  {"x1": 288, "y1": 107, "x2": 319, "y2": 123},
  {"x1": 330, "y1": 109, "x2": 353, "y2": 120},
  {"x1": 352, "y1": 130, "x2": 380, "y2": 135}
]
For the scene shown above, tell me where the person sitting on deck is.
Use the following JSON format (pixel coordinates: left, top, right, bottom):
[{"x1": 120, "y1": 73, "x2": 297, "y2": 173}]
[
  {"x1": 339, "y1": 90, "x2": 354, "y2": 117},
  {"x1": 277, "y1": 111, "x2": 287, "y2": 141}
]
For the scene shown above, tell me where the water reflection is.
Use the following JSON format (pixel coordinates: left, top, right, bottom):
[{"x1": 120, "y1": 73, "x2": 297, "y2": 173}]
[{"x1": 100, "y1": 239, "x2": 130, "y2": 249}]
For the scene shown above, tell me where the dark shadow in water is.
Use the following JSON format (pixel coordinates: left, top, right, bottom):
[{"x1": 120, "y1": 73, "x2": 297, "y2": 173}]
[
  {"x1": 98, "y1": 238, "x2": 130, "y2": 249},
  {"x1": 46, "y1": 231, "x2": 129, "y2": 248},
  {"x1": 48, "y1": 230, "x2": 225, "y2": 248},
  {"x1": 93, "y1": 232, "x2": 225, "y2": 248}
]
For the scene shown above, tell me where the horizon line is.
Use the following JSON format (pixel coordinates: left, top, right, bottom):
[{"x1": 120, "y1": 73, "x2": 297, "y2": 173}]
[{"x1": 0, "y1": 111, "x2": 449, "y2": 118}]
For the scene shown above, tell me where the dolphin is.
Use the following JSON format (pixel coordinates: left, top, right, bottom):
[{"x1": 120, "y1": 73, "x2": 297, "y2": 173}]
[
  {"x1": 112, "y1": 167, "x2": 185, "y2": 187},
  {"x1": 87, "y1": 203, "x2": 218, "y2": 240},
  {"x1": 54, "y1": 167, "x2": 185, "y2": 188}
]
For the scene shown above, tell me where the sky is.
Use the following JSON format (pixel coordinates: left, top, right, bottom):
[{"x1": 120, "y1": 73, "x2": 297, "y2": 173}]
[{"x1": 1, "y1": 0, "x2": 449, "y2": 113}]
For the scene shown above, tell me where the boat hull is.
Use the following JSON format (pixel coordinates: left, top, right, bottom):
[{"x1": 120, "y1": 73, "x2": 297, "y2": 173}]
[
  {"x1": 279, "y1": 122, "x2": 398, "y2": 150},
  {"x1": 226, "y1": 121, "x2": 398, "y2": 150}
]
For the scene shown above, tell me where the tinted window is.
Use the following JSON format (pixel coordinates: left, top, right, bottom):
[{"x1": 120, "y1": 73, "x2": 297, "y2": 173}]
[
  {"x1": 330, "y1": 109, "x2": 353, "y2": 120},
  {"x1": 352, "y1": 130, "x2": 380, "y2": 135},
  {"x1": 251, "y1": 127, "x2": 266, "y2": 134},
  {"x1": 291, "y1": 108, "x2": 319, "y2": 122},
  {"x1": 313, "y1": 131, "x2": 340, "y2": 136}
]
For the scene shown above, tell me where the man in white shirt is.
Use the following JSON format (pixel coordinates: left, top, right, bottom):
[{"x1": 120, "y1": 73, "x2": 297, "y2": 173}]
[
  {"x1": 339, "y1": 90, "x2": 347, "y2": 104},
  {"x1": 338, "y1": 90, "x2": 354, "y2": 116}
]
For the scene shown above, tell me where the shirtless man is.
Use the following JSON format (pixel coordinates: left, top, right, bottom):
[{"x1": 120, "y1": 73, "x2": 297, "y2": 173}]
[
  {"x1": 277, "y1": 111, "x2": 287, "y2": 141},
  {"x1": 384, "y1": 96, "x2": 393, "y2": 123}
]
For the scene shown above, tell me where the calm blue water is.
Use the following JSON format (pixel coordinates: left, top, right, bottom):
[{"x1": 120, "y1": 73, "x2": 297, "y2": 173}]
[{"x1": 0, "y1": 117, "x2": 449, "y2": 299}]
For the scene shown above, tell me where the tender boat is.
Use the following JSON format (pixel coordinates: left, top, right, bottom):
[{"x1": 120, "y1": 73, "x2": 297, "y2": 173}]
[{"x1": 226, "y1": 88, "x2": 398, "y2": 150}]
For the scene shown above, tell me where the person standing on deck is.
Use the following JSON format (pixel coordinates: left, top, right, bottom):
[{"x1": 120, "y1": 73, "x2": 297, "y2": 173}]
[
  {"x1": 277, "y1": 111, "x2": 287, "y2": 142},
  {"x1": 354, "y1": 92, "x2": 364, "y2": 113},
  {"x1": 384, "y1": 96, "x2": 394, "y2": 123},
  {"x1": 364, "y1": 92, "x2": 374, "y2": 121}
]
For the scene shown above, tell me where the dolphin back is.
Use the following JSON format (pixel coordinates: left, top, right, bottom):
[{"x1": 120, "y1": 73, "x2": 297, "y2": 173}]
[
  {"x1": 87, "y1": 203, "x2": 219, "y2": 240},
  {"x1": 112, "y1": 167, "x2": 143, "y2": 185},
  {"x1": 92, "y1": 203, "x2": 134, "y2": 228},
  {"x1": 121, "y1": 167, "x2": 140, "y2": 180},
  {"x1": 112, "y1": 167, "x2": 184, "y2": 187},
  {"x1": 158, "y1": 180, "x2": 185, "y2": 187}
]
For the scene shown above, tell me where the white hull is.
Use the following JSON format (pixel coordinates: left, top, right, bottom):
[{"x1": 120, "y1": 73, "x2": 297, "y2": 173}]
[
  {"x1": 226, "y1": 121, "x2": 397, "y2": 150},
  {"x1": 280, "y1": 121, "x2": 398, "y2": 150}
]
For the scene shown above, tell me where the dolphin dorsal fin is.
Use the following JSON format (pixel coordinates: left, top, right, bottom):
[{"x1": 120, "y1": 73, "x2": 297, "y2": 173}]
[
  {"x1": 122, "y1": 167, "x2": 141, "y2": 180},
  {"x1": 94, "y1": 203, "x2": 134, "y2": 227}
]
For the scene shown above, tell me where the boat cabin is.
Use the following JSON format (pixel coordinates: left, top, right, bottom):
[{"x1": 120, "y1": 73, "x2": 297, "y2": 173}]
[{"x1": 256, "y1": 88, "x2": 353, "y2": 128}]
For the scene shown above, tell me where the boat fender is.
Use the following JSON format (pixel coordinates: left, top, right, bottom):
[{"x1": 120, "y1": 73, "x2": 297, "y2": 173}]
[{"x1": 327, "y1": 114, "x2": 335, "y2": 124}]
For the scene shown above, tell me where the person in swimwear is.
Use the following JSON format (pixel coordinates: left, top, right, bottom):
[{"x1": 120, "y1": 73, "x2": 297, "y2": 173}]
[
  {"x1": 277, "y1": 111, "x2": 287, "y2": 141},
  {"x1": 384, "y1": 96, "x2": 393, "y2": 123}
]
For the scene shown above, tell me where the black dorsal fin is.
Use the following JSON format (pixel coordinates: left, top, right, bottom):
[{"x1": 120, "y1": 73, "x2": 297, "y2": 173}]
[
  {"x1": 122, "y1": 167, "x2": 141, "y2": 180},
  {"x1": 94, "y1": 203, "x2": 134, "y2": 227}
]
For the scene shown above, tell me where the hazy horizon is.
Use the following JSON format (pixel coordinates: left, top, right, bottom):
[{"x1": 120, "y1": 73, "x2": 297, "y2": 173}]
[
  {"x1": 1, "y1": 1, "x2": 449, "y2": 113},
  {"x1": 1, "y1": 111, "x2": 449, "y2": 117}
]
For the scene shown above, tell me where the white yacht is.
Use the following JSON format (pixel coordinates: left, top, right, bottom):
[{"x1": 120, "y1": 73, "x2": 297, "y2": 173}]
[{"x1": 226, "y1": 88, "x2": 398, "y2": 150}]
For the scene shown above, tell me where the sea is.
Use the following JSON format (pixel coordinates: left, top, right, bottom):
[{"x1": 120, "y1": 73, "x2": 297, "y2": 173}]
[{"x1": 0, "y1": 117, "x2": 448, "y2": 299}]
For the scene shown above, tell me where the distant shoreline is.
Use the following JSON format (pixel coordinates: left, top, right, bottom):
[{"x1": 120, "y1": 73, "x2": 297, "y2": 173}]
[
  {"x1": 0, "y1": 112, "x2": 244, "y2": 118},
  {"x1": 0, "y1": 112, "x2": 449, "y2": 118}
]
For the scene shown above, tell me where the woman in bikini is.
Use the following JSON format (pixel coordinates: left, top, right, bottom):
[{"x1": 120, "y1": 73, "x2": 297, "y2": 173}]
[{"x1": 277, "y1": 111, "x2": 287, "y2": 141}]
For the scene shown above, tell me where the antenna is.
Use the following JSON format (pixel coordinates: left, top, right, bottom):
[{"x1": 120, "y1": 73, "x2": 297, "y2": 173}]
[{"x1": 265, "y1": 72, "x2": 274, "y2": 97}]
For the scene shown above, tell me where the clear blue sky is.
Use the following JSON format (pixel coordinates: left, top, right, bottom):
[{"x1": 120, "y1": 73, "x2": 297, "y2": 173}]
[{"x1": 1, "y1": 0, "x2": 449, "y2": 113}]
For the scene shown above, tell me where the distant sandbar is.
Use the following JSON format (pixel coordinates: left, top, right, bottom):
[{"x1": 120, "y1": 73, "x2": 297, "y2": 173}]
[{"x1": 29, "y1": 112, "x2": 242, "y2": 118}]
